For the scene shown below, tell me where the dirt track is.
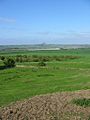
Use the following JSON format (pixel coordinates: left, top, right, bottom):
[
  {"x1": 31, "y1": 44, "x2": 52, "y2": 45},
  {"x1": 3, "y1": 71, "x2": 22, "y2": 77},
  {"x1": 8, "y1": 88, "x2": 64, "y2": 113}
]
[{"x1": 0, "y1": 90, "x2": 90, "y2": 120}]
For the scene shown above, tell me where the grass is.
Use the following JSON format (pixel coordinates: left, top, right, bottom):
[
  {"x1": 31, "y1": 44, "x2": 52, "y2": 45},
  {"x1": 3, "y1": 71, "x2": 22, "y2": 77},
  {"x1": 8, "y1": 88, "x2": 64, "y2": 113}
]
[
  {"x1": 72, "y1": 98, "x2": 90, "y2": 107},
  {"x1": 0, "y1": 48, "x2": 90, "y2": 56},
  {"x1": 0, "y1": 48, "x2": 90, "y2": 107}
]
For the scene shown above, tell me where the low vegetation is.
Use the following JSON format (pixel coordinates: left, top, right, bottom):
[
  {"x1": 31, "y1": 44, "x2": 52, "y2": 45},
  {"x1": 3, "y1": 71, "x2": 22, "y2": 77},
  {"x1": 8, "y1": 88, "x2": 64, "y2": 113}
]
[
  {"x1": 0, "y1": 54, "x2": 80, "y2": 63},
  {"x1": 72, "y1": 98, "x2": 90, "y2": 107},
  {"x1": 38, "y1": 61, "x2": 46, "y2": 66}
]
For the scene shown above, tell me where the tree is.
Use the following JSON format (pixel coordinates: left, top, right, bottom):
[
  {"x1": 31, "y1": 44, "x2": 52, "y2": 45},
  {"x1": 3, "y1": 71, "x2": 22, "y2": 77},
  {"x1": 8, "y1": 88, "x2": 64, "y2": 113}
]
[{"x1": 4, "y1": 58, "x2": 16, "y2": 68}]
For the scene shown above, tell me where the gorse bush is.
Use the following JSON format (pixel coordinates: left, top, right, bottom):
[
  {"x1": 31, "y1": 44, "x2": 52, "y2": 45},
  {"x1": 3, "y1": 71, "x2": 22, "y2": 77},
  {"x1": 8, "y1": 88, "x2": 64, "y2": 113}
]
[
  {"x1": 14, "y1": 55, "x2": 80, "y2": 63},
  {"x1": 0, "y1": 55, "x2": 80, "y2": 63},
  {"x1": 4, "y1": 58, "x2": 16, "y2": 68},
  {"x1": 0, "y1": 56, "x2": 5, "y2": 60},
  {"x1": 38, "y1": 61, "x2": 46, "y2": 66}
]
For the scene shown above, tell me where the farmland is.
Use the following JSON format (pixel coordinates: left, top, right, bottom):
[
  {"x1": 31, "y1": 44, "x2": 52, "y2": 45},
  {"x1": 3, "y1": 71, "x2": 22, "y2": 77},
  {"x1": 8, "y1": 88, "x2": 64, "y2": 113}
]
[{"x1": 0, "y1": 48, "x2": 90, "y2": 107}]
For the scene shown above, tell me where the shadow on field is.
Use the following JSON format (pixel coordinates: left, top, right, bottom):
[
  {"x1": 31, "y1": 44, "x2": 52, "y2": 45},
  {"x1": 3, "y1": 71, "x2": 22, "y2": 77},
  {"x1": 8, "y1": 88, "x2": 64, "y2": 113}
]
[
  {"x1": 0, "y1": 66, "x2": 14, "y2": 70},
  {"x1": 0, "y1": 66, "x2": 6, "y2": 70}
]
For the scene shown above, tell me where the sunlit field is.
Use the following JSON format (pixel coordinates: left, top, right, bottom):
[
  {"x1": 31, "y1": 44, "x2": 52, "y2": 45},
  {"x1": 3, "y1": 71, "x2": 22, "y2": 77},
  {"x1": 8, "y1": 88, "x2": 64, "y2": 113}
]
[{"x1": 0, "y1": 48, "x2": 90, "y2": 106}]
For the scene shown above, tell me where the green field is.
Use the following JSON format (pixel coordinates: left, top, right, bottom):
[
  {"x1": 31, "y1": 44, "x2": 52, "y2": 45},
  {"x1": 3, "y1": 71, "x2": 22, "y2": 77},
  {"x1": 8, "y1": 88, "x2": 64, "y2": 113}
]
[{"x1": 0, "y1": 48, "x2": 90, "y2": 107}]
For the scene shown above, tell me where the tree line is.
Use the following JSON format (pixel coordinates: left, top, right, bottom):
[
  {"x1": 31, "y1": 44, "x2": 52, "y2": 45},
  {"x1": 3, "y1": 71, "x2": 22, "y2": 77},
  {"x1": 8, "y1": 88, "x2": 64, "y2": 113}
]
[
  {"x1": 0, "y1": 55, "x2": 80, "y2": 69},
  {"x1": 1, "y1": 55, "x2": 79, "y2": 63}
]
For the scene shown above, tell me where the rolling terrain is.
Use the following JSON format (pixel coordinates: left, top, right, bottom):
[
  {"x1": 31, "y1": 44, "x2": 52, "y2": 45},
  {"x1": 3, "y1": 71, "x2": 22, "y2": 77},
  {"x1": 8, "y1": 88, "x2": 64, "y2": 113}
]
[{"x1": 0, "y1": 46, "x2": 90, "y2": 119}]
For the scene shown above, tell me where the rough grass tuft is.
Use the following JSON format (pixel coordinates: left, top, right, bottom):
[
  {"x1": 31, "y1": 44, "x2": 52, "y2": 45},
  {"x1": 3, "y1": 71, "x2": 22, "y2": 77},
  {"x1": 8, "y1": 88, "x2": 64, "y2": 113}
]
[{"x1": 72, "y1": 98, "x2": 90, "y2": 107}]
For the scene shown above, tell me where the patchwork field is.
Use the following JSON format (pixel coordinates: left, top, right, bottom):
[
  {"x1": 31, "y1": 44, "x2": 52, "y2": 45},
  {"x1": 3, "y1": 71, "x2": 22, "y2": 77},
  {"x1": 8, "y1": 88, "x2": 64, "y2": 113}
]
[{"x1": 0, "y1": 48, "x2": 90, "y2": 108}]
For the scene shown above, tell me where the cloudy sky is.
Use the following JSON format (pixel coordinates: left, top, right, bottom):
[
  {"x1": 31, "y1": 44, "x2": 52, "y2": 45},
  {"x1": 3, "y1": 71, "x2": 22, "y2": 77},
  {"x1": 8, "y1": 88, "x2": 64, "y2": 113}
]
[{"x1": 0, "y1": 0, "x2": 90, "y2": 45}]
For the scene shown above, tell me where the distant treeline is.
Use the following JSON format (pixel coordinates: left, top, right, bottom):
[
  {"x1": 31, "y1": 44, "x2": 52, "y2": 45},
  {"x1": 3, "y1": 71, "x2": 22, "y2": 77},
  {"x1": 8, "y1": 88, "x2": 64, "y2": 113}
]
[{"x1": 0, "y1": 55, "x2": 80, "y2": 63}]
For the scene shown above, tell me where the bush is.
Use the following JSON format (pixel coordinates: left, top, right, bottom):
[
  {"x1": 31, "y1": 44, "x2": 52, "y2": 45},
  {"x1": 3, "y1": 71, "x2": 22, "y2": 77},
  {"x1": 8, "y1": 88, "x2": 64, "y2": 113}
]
[
  {"x1": 0, "y1": 56, "x2": 5, "y2": 60},
  {"x1": 38, "y1": 61, "x2": 46, "y2": 66},
  {"x1": 4, "y1": 58, "x2": 16, "y2": 68}
]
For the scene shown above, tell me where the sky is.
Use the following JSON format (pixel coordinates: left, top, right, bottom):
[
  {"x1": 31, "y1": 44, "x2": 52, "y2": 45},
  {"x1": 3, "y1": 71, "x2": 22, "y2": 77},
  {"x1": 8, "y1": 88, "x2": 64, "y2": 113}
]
[{"x1": 0, "y1": 0, "x2": 90, "y2": 45}]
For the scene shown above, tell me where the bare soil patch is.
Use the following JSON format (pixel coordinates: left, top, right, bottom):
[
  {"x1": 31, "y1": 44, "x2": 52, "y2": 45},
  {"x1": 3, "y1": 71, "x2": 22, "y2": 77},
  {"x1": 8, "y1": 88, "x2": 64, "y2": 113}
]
[{"x1": 0, "y1": 90, "x2": 90, "y2": 120}]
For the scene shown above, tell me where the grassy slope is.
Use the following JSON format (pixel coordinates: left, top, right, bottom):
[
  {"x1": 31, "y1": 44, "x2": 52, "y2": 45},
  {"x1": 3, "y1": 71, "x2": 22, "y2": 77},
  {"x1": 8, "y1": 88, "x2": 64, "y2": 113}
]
[{"x1": 0, "y1": 49, "x2": 90, "y2": 106}]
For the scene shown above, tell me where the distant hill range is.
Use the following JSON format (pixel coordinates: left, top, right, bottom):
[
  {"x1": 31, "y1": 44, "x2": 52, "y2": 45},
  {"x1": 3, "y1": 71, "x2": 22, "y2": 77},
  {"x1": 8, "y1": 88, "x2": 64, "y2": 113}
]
[{"x1": 0, "y1": 44, "x2": 90, "y2": 51}]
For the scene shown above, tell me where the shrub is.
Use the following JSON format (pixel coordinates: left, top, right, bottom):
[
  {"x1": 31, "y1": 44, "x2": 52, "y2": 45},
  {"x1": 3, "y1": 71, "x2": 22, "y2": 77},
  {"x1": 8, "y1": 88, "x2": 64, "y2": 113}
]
[
  {"x1": 4, "y1": 58, "x2": 16, "y2": 68},
  {"x1": 0, "y1": 56, "x2": 5, "y2": 60},
  {"x1": 38, "y1": 61, "x2": 46, "y2": 66}
]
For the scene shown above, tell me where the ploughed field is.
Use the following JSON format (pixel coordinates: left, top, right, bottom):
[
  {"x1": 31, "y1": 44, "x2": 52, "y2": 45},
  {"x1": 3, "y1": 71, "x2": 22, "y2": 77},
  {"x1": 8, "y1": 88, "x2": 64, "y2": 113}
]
[
  {"x1": 0, "y1": 48, "x2": 90, "y2": 107},
  {"x1": 0, "y1": 90, "x2": 90, "y2": 120}
]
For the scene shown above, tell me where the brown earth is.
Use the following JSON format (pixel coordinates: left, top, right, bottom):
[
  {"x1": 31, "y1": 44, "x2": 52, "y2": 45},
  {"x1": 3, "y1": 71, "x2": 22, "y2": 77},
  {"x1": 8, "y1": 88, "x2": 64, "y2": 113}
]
[{"x1": 0, "y1": 90, "x2": 90, "y2": 120}]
